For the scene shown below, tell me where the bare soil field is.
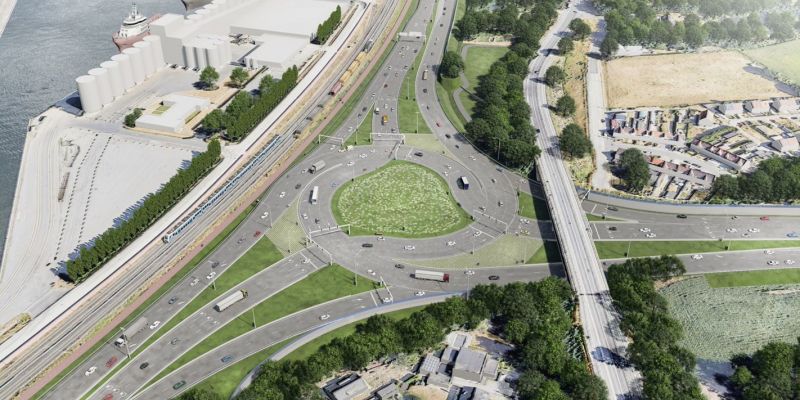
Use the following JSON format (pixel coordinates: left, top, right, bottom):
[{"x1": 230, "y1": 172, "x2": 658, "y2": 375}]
[{"x1": 604, "y1": 51, "x2": 792, "y2": 108}]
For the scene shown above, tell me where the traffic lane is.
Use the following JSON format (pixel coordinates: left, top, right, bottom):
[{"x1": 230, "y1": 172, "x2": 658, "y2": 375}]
[
  {"x1": 599, "y1": 248, "x2": 800, "y2": 274},
  {"x1": 591, "y1": 216, "x2": 800, "y2": 241},
  {"x1": 89, "y1": 250, "x2": 326, "y2": 400}
]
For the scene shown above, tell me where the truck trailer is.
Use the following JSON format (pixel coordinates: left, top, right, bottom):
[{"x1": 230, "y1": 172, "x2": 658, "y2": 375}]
[
  {"x1": 310, "y1": 160, "x2": 326, "y2": 173},
  {"x1": 115, "y1": 317, "x2": 148, "y2": 346},
  {"x1": 215, "y1": 290, "x2": 248, "y2": 312},
  {"x1": 414, "y1": 270, "x2": 449, "y2": 282}
]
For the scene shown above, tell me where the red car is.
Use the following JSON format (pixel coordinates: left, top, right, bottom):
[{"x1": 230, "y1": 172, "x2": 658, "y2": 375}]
[
  {"x1": 760, "y1": 216, "x2": 770, "y2": 221},
  {"x1": 102, "y1": 394, "x2": 114, "y2": 400},
  {"x1": 254, "y1": 231, "x2": 262, "y2": 237},
  {"x1": 106, "y1": 356, "x2": 118, "y2": 368}
]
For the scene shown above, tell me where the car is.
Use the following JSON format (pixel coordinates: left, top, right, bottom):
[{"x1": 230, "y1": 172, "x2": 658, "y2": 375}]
[
  {"x1": 731, "y1": 215, "x2": 739, "y2": 219},
  {"x1": 608, "y1": 226, "x2": 617, "y2": 231},
  {"x1": 361, "y1": 243, "x2": 374, "y2": 248},
  {"x1": 445, "y1": 133, "x2": 451, "y2": 138},
  {"x1": 498, "y1": 201, "x2": 504, "y2": 207},
  {"x1": 742, "y1": 232, "x2": 752, "y2": 238},
  {"x1": 768, "y1": 260, "x2": 779, "y2": 266},
  {"x1": 221, "y1": 355, "x2": 234, "y2": 363},
  {"x1": 149, "y1": 321, "x2": 161, "y2": 330},
  {"x1": 382, "y1": 297, "x2": 392, "y2": 303},
  {"x1": 102, "y1": 394, "x2": 113, "y2": 400},
  {"x1": 347, "y1": 160, "x2": 354, "y2": 166},
  {"x1": 295, "y1": 183, "x2": 302, "y2": 189},
  {"x1": 415, "y1": 291, "x2": 425, "y2": 296},
  {"x1": 279, "y1": 191, "x2": 286, "y2": 198},
  {"x1": 206, "y1": 272, "x2": 216, "y2": 280},
  {"x1": 465, "y1": 270, "x2": 476, "y2": 276},
  {"x1": 168, "y1": 296, "x2": 178, "y2": 305},
  {"x1": 676, "y1": 214, "x2": 687, "y2": 219},
  {"x1": 422, "y1": 88, "x2": 427, "y2": 93},
  {"x1": 394, "y1": 264, "x2": 405, "y2": 269},
  {"x1": 765, "y1": 250, "x2": 775, "y2": 255},
  {"x1": 170, "y1": 338, "x2": 180, "y2": 345},
  {"x1": 260, "y1": 212, "x2": 269, "y2": 219},
  {"x1": 749, "y1": 228, "x2": 760, "y2": 233},
  {"x1": 435, "y1": 122, "x2": 441, "y2": 127},
  {"x1": 607, "y1": 206, "x2": 619, "y2": 211},
  {"x1": 404, "y1": 245, "x2": 416, "y2": 251},
  {"x1": 639, "y1": 227, "x2": 651, "y2": 233},
  {"x1": 414, "y1": 151, "x2": 423, "y2": 157},
  {"x1": 85, "y1": 366, "x2": 97, "y2": 376},
  {"x1": 173, "y1": 381, "x2": 186, "y2": 390},
  {"x1": 106, "y1": 356, "x2": 118, "y2": 368},
  {"x1": 320, "y1": 314, "x2": 330, "y2": 320},
  {"x1": 786, "y1": 260, "x2": 796, "y2": 265},
  {"x1": 139, "y1": 362, "x2": 149, "y2": 370},
  {"x1": 645, "y1": 233, "x2": 656, "y2": 238},
  {"x1": 488, "y1": 275, "x2": 500, "y2": 281},
  {"x1": 376, "y1": 236, "x2": 386, "y2": 241},
  {"x1": 447, "y1": 241, "x2": 456, "y2": 246},
  {"x1": 760, "y1": 216, "x2": 770, "y2": 221},
  {"x1": 726, "y1": 228, "x2": 738, "y2": 233},
  {"x1": 254, "y1": 230, "x2": 261, "y2": 237},
  {"x1": 691, "y1": 254, "x2": 703, "y2": 260},
  {"x1": 190, "y1": 277, "x2": 199, "y2": 286},
  {"x1": 787, "y1": 232, "x2": 798, "y2": 238}
]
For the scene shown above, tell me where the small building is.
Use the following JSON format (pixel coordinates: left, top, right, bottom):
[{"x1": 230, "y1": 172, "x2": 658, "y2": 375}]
[
  {"x1": 772, "y1": 98, "x2": 799, "y2": 113},
  {"x1": 718, "y1": 102, "x2": 743, "y2": 116},
  {"x1": 745, "y1": 100, "x2": 771, "y2": 115},
  {"x1": 481, "y1": 358, "x2": 499, "y2": 381},
  {"x1": 135, "y1": 94, "x2": 209, "y2": 134},
  {"x1": 441, "y1": 346, "x2": 459, "y2": 365},
  {"x1": 375, "y1": 382, "x2": 400, "y2": 400},
  {"x1": 331, "y1": 377, "x2": 370, "y2": 400},
  {"x1": 771, "y1": 136, "x2": 800, "y2": 153},
  {"x1": 690, "y1": 139, "x2": 751, "y2": 171},
  {"x1": 419, "y1": 354, "x2": 441, "y2": 376},
  {"x1": 696, "y1": 110, "x2": 714, "y2": 127},
  {"x1": 452, "y1": 348, "x2": 486, "y2": 382},
  {"x1": 427, "y1": 372, "x2": 452, "y2": 389}
]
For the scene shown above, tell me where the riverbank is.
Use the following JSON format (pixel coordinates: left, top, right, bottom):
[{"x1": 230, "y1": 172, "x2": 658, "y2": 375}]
[{"x1": 0, "y1": 0, "x2": 17, "y2": 38}]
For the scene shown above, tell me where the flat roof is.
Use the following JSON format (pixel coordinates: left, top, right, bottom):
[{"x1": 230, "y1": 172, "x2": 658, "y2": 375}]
[
  {"x1": 454, "y1": 348, "x2": 485, "y2": 374},
  {"x1": 231, "y1": 0, "x2": 348, "y2": 38},
  {"x1": 245, "y1": 34, "x2": 317, "y2": 68}
]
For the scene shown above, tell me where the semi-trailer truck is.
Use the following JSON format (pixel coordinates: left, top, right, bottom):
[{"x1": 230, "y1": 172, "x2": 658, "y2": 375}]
[
  {"x1": 310, "y1": 160, "x2": 326, "y2": 173},
  {"x1": 414, "y1": 270, "x2": 449, "y2": 282},
  {"x1": 115, "y1": 317, "x2": 148, "y2": 346},
  {"x1": 215, "y1": 290, "x2": 248, "y2": 312}
]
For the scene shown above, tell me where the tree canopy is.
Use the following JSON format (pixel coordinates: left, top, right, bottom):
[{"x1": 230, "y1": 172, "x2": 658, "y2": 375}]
[
  {"x1": 229, "y1": 67, "x2": 249, "y2": 88},
  {"x1": 544, "y1": 65, "x2": 566, "y2": 87},
  {"x1": 711, "y1": 157, "x2": 800, "y2": 203},
  {"x1": 439, "y1": 51, "x2": 464, "y2": 79},
  {"x1": 560, "y1": 123, "x2": 591, "y2": 159},
  {"x1": 554, "y1": 95, "x2": 576, "y2": 117},
  {"x1": 314, "y1": 5, "x2": 342, "y2": 44},
  {"x1": 618, "y1": 148, "x2": 649, "y2": 192},
  {"x1": 199, "y1": 66, "x2": 219, "y2": 90}
]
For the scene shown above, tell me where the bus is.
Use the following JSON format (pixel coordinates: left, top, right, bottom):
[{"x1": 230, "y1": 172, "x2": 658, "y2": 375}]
[
  {"x1": 310, "y1": 186, "x2": 319, "y2": 204},
  {"x1": 459, "y1": 176, "x2": 469, "y2": 189}
]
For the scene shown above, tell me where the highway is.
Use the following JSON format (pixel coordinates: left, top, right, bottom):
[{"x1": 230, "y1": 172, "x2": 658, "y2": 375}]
[{"x1": 524, "y1": 1, "x2": 640, "y2": 398}]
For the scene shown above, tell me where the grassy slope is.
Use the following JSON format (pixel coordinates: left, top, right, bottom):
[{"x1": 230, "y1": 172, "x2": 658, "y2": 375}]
[
  {"x1": 705, "y1": 268, "x2": 800, "y2": 288},
  {"x1": 397, "y1": 0, "x2": 435, "y2": 134},
  {"x1": 595, "y1": 240, "x2": 800, "y2": 259},
  {"x1": 344, "y1": 112, "x2": 374, "y2": 147},
  {"x1": 33, "y1": 203, "x2": 257, "y2": 400},
  {"x1": 438, "y1": 0, "x2": 468, "y2": 130},
  {"x1": 743, "y1": 39, "x2": 800, "y2": 85},
  {"x1": 527, "y1": 241, "x2": 562, "y2": 264},
  {"x1": 459, "y1": 46, "x2": 508, "y2": 115},
  {"x1": 517, "y1": 191, "x2": 551, "y2": 221}
]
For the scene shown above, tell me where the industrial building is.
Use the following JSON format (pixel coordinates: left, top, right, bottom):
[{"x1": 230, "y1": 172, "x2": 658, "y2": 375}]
[{"x1": 135, "y1": 95, "x2": 210, "y2": 133}]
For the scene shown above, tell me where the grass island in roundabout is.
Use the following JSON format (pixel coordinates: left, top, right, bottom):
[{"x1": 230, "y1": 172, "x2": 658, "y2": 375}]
[{"x1": 331, "y1": 160, "x2": 472, "y2": 238}]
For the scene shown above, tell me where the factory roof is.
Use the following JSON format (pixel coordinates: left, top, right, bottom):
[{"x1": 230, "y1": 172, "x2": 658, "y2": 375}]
[{"x1": 136, "y1": 94, "x2": 209, "y2": 133}]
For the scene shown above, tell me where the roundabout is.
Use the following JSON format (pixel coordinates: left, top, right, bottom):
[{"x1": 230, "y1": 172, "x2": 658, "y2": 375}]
[{"x1": 331, "y1": 160, "x2": 471, "y2": 238}]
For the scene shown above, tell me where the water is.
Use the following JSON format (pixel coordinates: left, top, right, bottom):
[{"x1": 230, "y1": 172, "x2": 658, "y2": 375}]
[{"x1": 0, "y1": 0, "x2": 186, "y2": 262}]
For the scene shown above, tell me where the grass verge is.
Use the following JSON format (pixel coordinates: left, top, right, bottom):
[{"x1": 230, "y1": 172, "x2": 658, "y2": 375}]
[
  {"x1": 397, "y1": 0, "x2": 435, "y2": 134},
  {"x1": 527, "y1": 241, "x2": 561, "y2": 264},
  {"x1": 343, "y1": 112, "x2": 373, "y2": 147},
  {"x1": 586, "y1": 213, "x2": 621, "y2": 222},
  {"x1": 517, "y1": 191, "x2": 550, "y2": 221},
  {"x1": 595, "y1": 240, "x2": 800, "y2": 259},
  {"x1": 705, "y1": 268, "x2": 800, "y2": 288}
]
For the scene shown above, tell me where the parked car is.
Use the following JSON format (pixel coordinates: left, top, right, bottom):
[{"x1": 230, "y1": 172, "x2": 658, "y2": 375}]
[
  {"x1": 676, "y1": 214, "x2": 687, "y2": 219},
  {"x1": 394, "y1": 264, "x2": 405, "y2": 269},
  {"x1": 173, "y1": 381, "x2": 186, "y2": 390},
  {"x1": 139, "y1": 362, "x2": 149, "y2": 370},
  {"x1": 85, "y1": 366, "x2": 97, "y2": 376},
  {"x1": 221, "y1": 355, "x2": 234, "y2": 363},
  {"x1": 488, "y1": 275, "x2": 500, "y2": 281},
  {"x1": 106, "y1": 356, "x2": 118, "y2": 368},
  {"x1": 760, "y1": 216, "x2": 770, "y2": 221},
  {"x1": 168, "y1": 296, "x2": 178, "y2": 305},
  {"x1": 149, "y1": 321, "x2": 161, "y2": 330},
  {"x1": 691, "y1": 254, "x2": 703, "y2": 260},
  {"x1": 361, "y1": 243, "x2": 374, "y2": 248},
  {"x1": 768, "y1": 260, "x2": 779, "y2": 266},
  {"x1": 415, "y1": 291, "x2": 425, "y2": 296},
  {"x1": 608, "y1": 226, "x2": 617, "y2": 231},
  {"x1": 320, "y1": 314, "x2": 330, "y2": 321}
]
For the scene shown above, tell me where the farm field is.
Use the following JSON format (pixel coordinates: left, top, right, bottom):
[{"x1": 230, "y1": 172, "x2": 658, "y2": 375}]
[
  {"x1": 661, "y1": 276, "x2": 800, "y2": 360},
  {"x1": 705, "y1": 268, "x2": 800, "y2": 288},
  {"x1": 604, "y1": 51, "x2": 791, "y2": 108},
  {"x1": 332, "y1": 160, "x2": 471, "y2": 238},
  {"x1": 744, "y1": 39, "x2": 800, "y2": 86}
]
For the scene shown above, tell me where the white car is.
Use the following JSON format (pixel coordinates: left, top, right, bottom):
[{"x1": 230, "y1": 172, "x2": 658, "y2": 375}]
[
  {"x1": 768, "y1": 260, "x2": 779, "y2": 266},
  {"x1": 465, "y1": 270, "x2": 476, "y2": 276},
  {"x1": 404, "y1": 245, "x2": 415, "y2": 251},
  {"x1": 473, "y1": 231, "x2": 481, "y2": 237},
  {"x1": 645, "y1": 233, "x2": 656, "y2": 238},
  {"x1": 749, "y1": 228, "x2": 760, "y2": 233},
  {"x1": 85, "y1": 366, "x2": 97, "y2": 376},
  {"x1": 206, "y1": 271, "x2": 216, "y2": 280},
  {"x1": 347, "y1": 161, "x2": 354, "y2": 166},
  {"x1": 376, "y1": 236, "x2": 386, "y2": 241},
  {"x1": 190, "y1": 277, "x2": 199, "y2": 286},
  {"x1": 382, "y1": 297, "x2": 392, "y2": 303},
  {"x1": 260, "y1": 212, "x2": 269, "y2": 219},
  {"x1": 691, "y1": 254, "x2": 703, "y2": 260},
  {"x1": 319, "y1": 314, "x2": 330, "y2": 321},
  {"x1": 415, "y1": 291, "x2": 425, "y2": 296},
  {"x1": 639, "y1": 227, "x2": 651, "y2": 233},
  {"x1": 279, "y1": 191, "x2": 286, "y2": 198},
  {"x1": 765, "y1": 250, "x2": 775, "y2": 255},
  {"x1": 742, "y1": 233, "x2": 751, "y2": 238},
  {"x1": 786, "y1": 260, "x2": 796, "y2": 265},
  {"x1": 149, "y1": 321, "x2": 161, "y2": 330},
  {"x1": 447, "y1": 241, "x2": 456, "y2": 246},
  {"x1": 726, "y1": 228, "x2": 737, "y2": 233}
]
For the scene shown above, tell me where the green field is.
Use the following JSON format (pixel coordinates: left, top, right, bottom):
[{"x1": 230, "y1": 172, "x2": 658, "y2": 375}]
[
  {"x1": 435, "y1": 78, "x2": 467, "y2": 132},
  {"x1": 343, "y1": 113, "x2": 374, "y2": 147},
  {"x1": 595, "y1": 240, "x2": 800, "y2": 259},
  {"x1": 284, "y1": 306, "x2": 425, "y2": 361},
  {"x1": 459, "y1": 46, "x2": 508, "y2": 115},
  {"x1": 527, "y1": 240, "x2": 561, "y2": 264},
  {"x1": 744, "y1": 40, "x2": 800, "y2": 85},
  {"x1": 661, "y1": 276, "x2": 800, "y2": 360},
  {"x1": 517, "y1": 191, "x2": 551, "y2": 220},
  {"x1": 149, "y1": 265, "x2": 375, "y2": 386},
  {"x1": 705, "y1": 268, "x2": 800, "y2": 288},
  {"x1": 586, "y1": 213, "x2": 620, "y2": 222},
  {"x1": 264, "y1": 200, "x2": 307, "y2": 255},
  {"x1": 397, "y1": 0, "x2": 435, "y2": 134},
  {"x1": 332, "y1": 160, "x2": 471, "y2": 238}
]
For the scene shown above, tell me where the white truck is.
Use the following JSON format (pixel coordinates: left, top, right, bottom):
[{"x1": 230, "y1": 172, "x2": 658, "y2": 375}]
[
  {"x1": 115, "y1": 317, "x2": 148, "y2": 347},
  {"x1": 215, "y1": 290, "x2": 248, "y2": 312},
  {"x1": 414, "y1": 270, "x2": 450, "y2": 282},
  {"x1": 310, "y1": 160, "x2": 326, "y2": 173}
]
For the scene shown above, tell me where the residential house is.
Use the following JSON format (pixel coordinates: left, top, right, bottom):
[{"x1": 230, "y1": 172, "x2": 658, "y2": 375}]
[
  {"x1": 690, "y1": 139, "x2": 751, "y2": 171},
  {"x1": 696, "y1": 110, "x2": 714, "y2": 127},
  {"x1": 718, "y1": 102, "x2": 743, "y2": 116},
  {"x1": 771, "y1": 136, "x2": 800, "y2": 153},
  {"x1": 453, "y1": 348, "x2": 486, "y2": 383},
  {"x1": 745, "y1": 100, "x2": 771, "y2": 115},
  {"x1": 772, "y1": 98, "x2": 799, "y2": 113}
]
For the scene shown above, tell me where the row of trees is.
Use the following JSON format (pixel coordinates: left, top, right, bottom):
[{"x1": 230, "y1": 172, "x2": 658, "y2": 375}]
[
  {"x1": 178, "y1": 278, "x2": 606, "y2": 399},
  {"x1": 462, "y1": 0, "x2": 561, "y2": 168},
  {"x1": 711, "y1": 156, "x2": 800, "y2": 203},
  {"x1": 202, "y1": 67, "x2": 299, "y2": 142},
  {"x1": 596, "y1": 0, "x2": 798, "y2": 56},
  {"x1": 727, "y1": 339, "x2": 800, "y2": 400},
  {"x1": 607, "y1": 256, "x2": 703, "y2": 400},
  {"x1": 314, "y1": 5, "x2": 342, "y2": 44},
  {"x1": 66, "y1": 139, "x2": 222, "y2": 282}
]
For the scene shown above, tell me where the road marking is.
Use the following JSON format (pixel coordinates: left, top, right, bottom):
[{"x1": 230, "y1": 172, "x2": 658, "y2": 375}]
[{"x1": 368, "y1": 291, "x2": 378, "y2": 307}]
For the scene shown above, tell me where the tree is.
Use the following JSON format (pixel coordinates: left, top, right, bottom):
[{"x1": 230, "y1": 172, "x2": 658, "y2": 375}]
[
  {"x1": 600, "y1": 35, "x2": 619, "y2": 58},
  {"x1": 199, "y1": 66, "x2": 219, "y2": 90},
  {"x1": 560, "y1": 123, "x2": 591, "y2": 158},
  {"x1": 618, "y1": 148, "x2": 649, "y2": 192},
  {"x1": 544, "y1": 65, "x2": 566, "y2": 87},
  {"x1": 229, "y1": 67, "x2": 249, "y2": 88},
  {"x1": 554, "y1": 95, "x2": 576, "y2": 117},
  {"x1": 201, "y1": 109, "x2": 227, "y2": 133},
  {"x1": 124, "y1": 108, "x2": 142, "y2": 127},
  {"x1": 259, "y1": 74, "x2": 276, "y2": 94},
  {"x1": 569, "y1": 18, "x2": 592, "y2": 39},
  {"x1": 177, "y1": 388, "x2": 223, "y2": 400},
  {"x1": 558, "y1": 37, "x2": 574, "y2": 54},
  {"x1": 439, "y1": 51, "x2": 464, "y2": 79}
]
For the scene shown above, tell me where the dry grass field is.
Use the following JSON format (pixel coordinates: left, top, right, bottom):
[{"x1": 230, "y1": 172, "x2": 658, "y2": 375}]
[{"x1": 604, "y1": 51, "x2": 791, "y2": 108}]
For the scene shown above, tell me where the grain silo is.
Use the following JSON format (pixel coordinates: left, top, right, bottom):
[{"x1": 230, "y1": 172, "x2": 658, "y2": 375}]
[
  {"x1": 133, "y1": 41, "x2": 156, "y2": 77},
  {"x1": 100, "y1": 60, "x2": 124, "y2": 98},
  {"x1": 76, "y1": 75, "x2": 102, "y2": 113},
  {"x1": 110, "y1": 53, "x2": 135, "y2": 90},
  {"x1": 143, "y1": 35, "x2": 165, "y2": 68},
  {"x1": 88, "y1": 68, "x2": 113, "y2": 106},
  {"x1": 123, "y1": 47, "x2": 146, "y2": 84}
]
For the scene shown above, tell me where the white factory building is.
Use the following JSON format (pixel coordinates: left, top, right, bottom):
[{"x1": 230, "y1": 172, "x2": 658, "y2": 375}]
[
  {"x1": 136, "y1": 95, "x2": 210, "y2": 133},
  {"x1": 76, "y1": 0, "x2": 349, "y2": 114}
]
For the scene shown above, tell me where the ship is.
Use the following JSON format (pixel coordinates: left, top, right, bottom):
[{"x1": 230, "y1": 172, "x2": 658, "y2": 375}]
[{"x1": 112, "y1": 3, "x2": 161, "y2": 52}]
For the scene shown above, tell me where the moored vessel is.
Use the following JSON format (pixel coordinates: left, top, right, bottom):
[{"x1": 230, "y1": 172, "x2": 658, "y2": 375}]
[{"x1": 112, "y1": 3, "x2": 161, "y2": 52}]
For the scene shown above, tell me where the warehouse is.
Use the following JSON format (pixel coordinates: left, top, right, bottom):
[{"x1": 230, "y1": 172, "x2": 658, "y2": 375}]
[{"x1": 135, "y1": 94, "x2": 210, "y2": 134}]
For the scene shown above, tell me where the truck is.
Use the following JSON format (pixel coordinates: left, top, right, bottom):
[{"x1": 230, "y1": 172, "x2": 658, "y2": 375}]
[
  {"x1": 422, "y1": 69, "x2": 428, "y2": 80},
  {"x1": 414, "y1": 270, "x2": 449, "y2": 282},
  {"x1": 329, "y1": 81, "x2": 343, "y2": 96},
  {"x1": 215, "y1": 290, "x2": 248, "y2": 312},
  {"x1": 382, "y1": 115, "x2": 389, "y2": 125},
  {"x1": 310, "y1": 160, "x2": 326, "y2": 173},
  {"x1": 115, "y1": 317, "x2": 148, "y2": 346}
]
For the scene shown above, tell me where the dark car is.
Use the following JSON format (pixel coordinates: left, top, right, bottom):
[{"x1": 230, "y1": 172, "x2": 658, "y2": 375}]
[
  {"x1": 608, "y1": 226, "x2": 617, "y2": 231},
  {"x1": 394, "y1": 264, "x2": 405, "y2": 269},
  {"x1": 221, "y1": 355, "x2": 234, "y2": 363},
  {"x1": 607, "y1": 206, "x2": 619, "y2": 211},
  {"x1": 139, "y1": 362, "x2": 149, "y2": 370},
  {"x1": 676, "y1": 214, "x2": 687, "y2": 219},
  {"x1": 414, "y1": 151, "x2": 423, "y2": 157},
  {"x1": 295, "y1": 183, "x2": 302, "y2": 189},
  {"x1": 362, "y1": 243, "x2": 374, "y2": 248},
  {"x1": 488, "y1": 275, "x2": 500, "y2": 281},
  {"x1": 168, "y1": 297, "x2": 178, "y2": 304},
  {"x1": 445, "y1": 133, "x2": 451, "y2": 138},
  {"x1": 173, "y1": 381, "x2": 186, "y2": 390}
]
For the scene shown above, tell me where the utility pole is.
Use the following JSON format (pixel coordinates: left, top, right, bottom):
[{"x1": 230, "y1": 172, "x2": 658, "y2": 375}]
[
  {"x1": 415, "y1": 111, "x2": 419, "y2": 133},
  {"x1": 119, "y1": 328, "x2": 130, "y2": 359},
  {"x1": 625, "y1": 240, "x2": 631, "y2": 258},
  {"x1": 252, "y1": 308, "x2": 256, "y2": 329}
]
